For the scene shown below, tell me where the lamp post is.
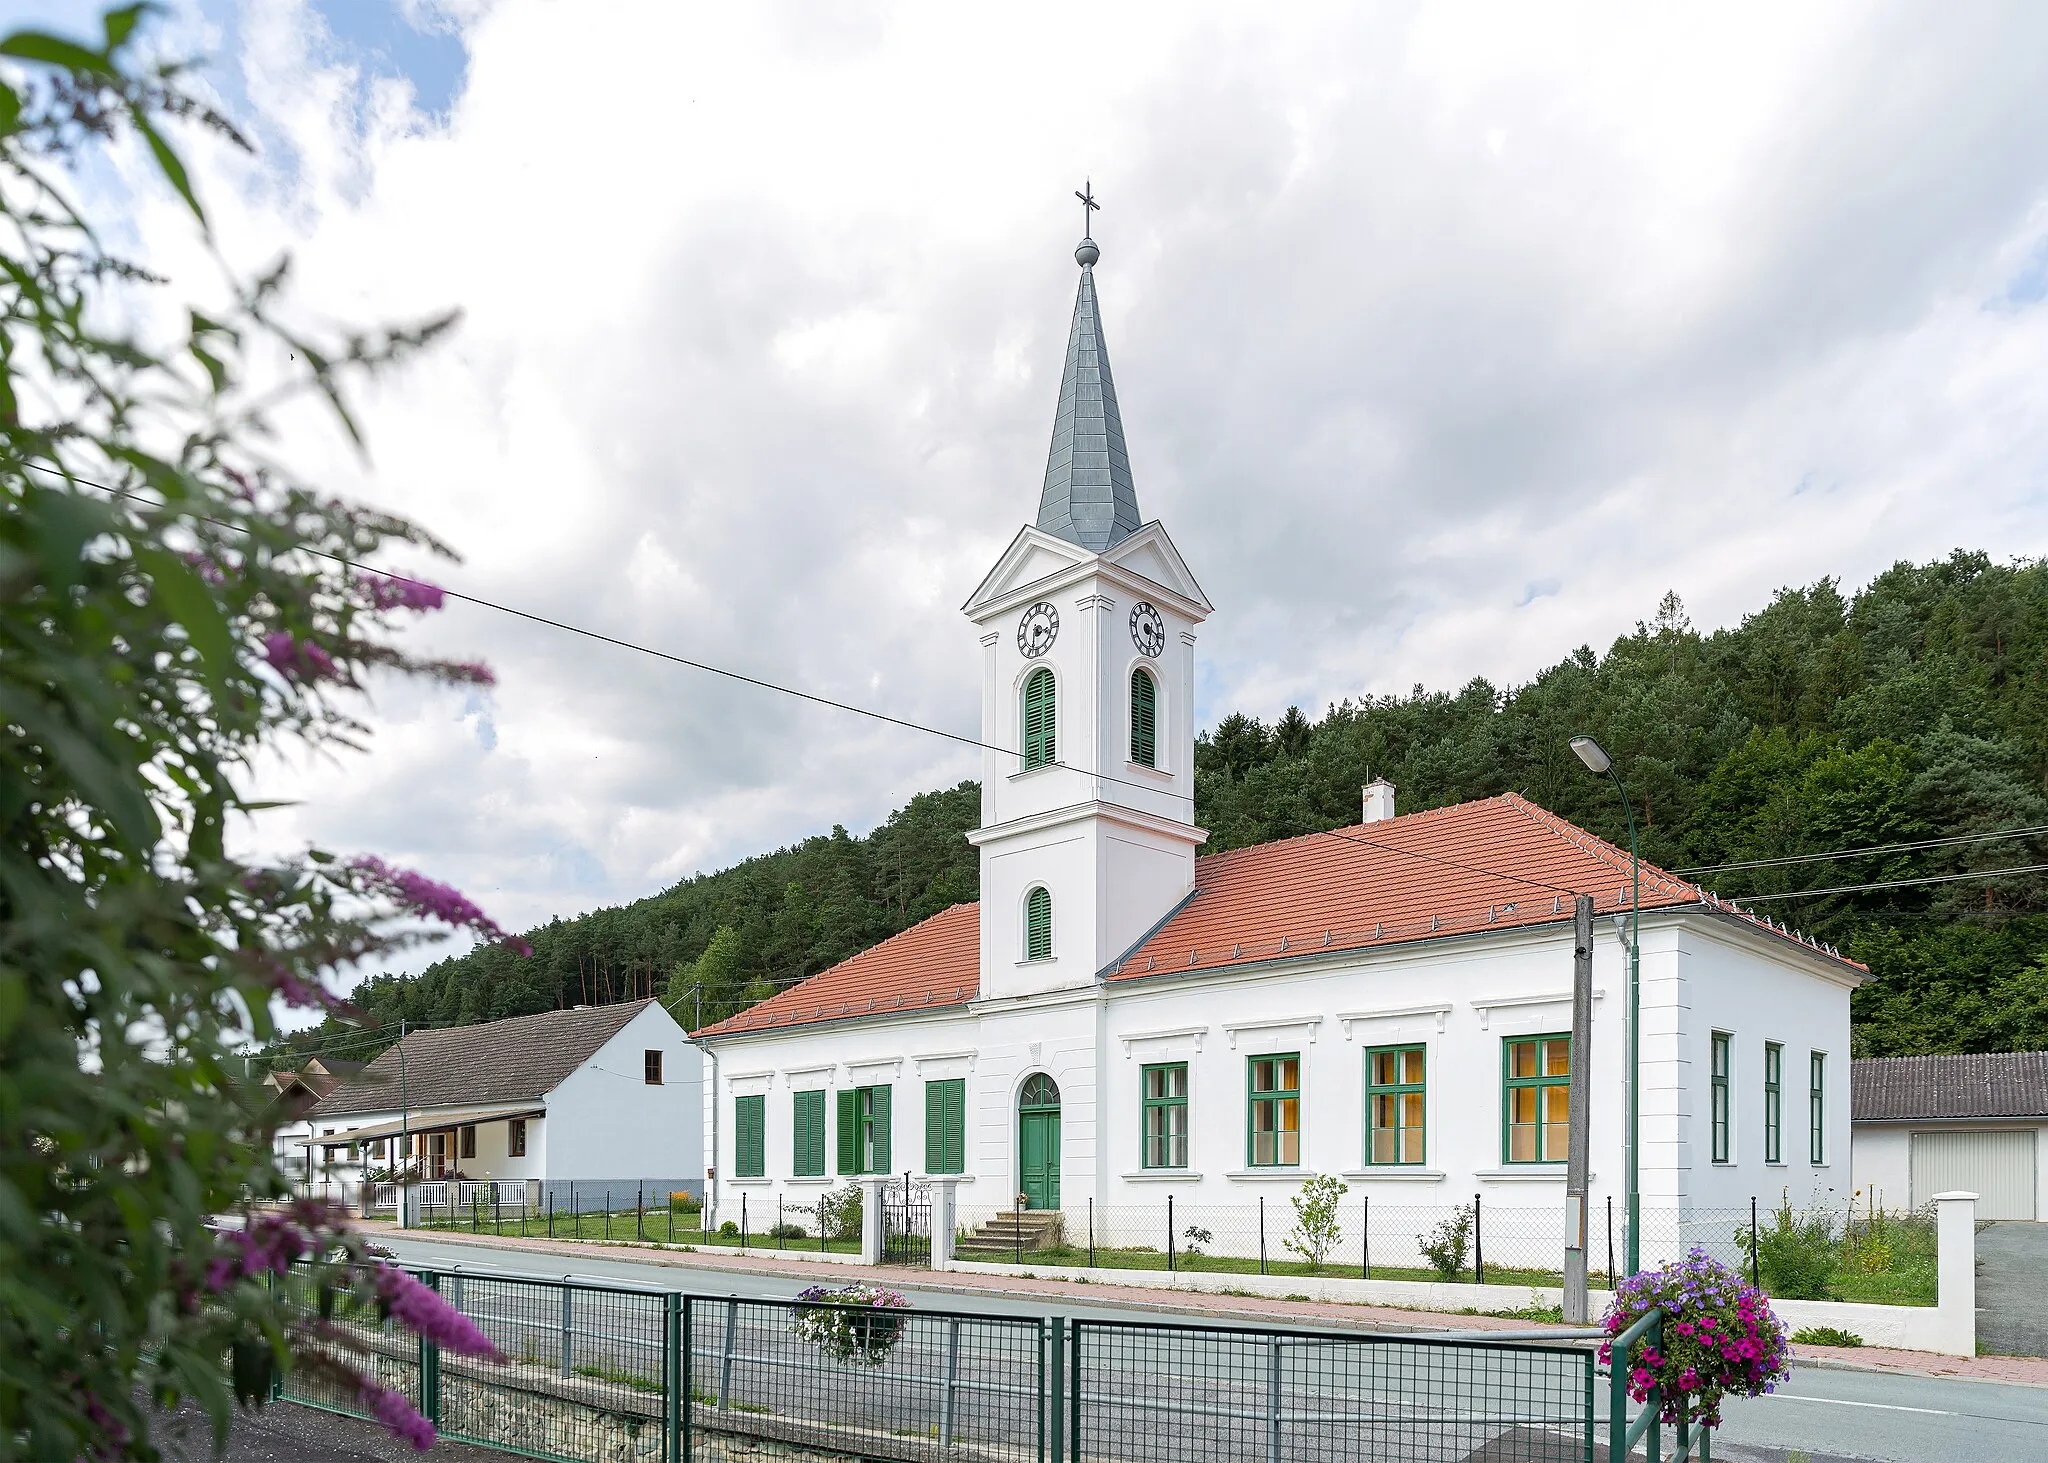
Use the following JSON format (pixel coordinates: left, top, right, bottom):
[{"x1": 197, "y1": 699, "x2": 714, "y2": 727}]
[{"x1": 1570, "y1": 734, "x2": 1641, "y2": 1276}]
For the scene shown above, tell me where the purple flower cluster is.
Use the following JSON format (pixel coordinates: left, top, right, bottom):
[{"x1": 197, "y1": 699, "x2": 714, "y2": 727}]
[
  {"x1": 360, "y1": 572, "x2": 446, "y2": 613},
  {"x1": 372, "y1": 1263, "x2": 499, "y2": 1360},
  {"x1": 794, "y1": 1282, "x2": 910, "y2": 1309},
  {"x1": 362, "y1": 1379, "x2": 436, "y2": 1451},
  {"x1": 262, "y1": 630, "x2": 339, "y2": 681},
  {"x1": 204, "y1": 1212, "x2": 314, "y2": 1292},
  {"x1": 1599, "y1": 1247, "x2": 1790, "y2": 1428},
  {"x1": 350, "y1": 855, "x2": 531, "y2": 955},
  {"x1": 179, "y1": 549, "x2": 228, "y2": 586}
]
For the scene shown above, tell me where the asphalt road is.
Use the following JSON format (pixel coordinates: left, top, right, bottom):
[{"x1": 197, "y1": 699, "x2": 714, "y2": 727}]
[{"x1": 380, "y1": 1234, "x2": 2048, "y2": 1463}]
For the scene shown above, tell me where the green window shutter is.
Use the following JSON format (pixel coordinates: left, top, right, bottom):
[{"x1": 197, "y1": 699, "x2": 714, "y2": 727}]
[
  {"x1": 926, "y1": 1079, "x2": 965, "y2": 1174},
  {"x1": 1023, "y1": 668, "x2": 1056, "y2": 769},
  {"x1": 1025, "y1": 887, "x2": 1052, "y2": 961},
  {"x1": 836, "y1": 1089, "x2": 859, "y2": 1175},
  {"x1": 1130, "y1": 668, "x2": 1157, "y2": 767},
  {"x1": 872, "y1": 1085, "x2": 892, "y2": 1173},
  {"x1": 793, "y1": 1090, "x2": 826, "y2": 1177},
  {"x1": 735, "y1": 1095, "x2": 765, "y2": 1178}
]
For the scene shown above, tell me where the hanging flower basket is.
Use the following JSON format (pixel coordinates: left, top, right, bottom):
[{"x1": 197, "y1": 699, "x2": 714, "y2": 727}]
[
  {"x1": 1600, "y1": 1247, "x2": 1791, "y2": 1429},
  {"x1": 791, "y1": 1282, "x2": 910, "y2": 1366}
]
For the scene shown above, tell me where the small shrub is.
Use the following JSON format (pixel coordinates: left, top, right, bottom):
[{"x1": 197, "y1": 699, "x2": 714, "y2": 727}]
[
  {"x1": 1283, "y1": 1174, "x2": 1349, "y2": 1271},
  {"x1": 1181, "y1": 1225, "x2": 1213, "y2": 1257},
  {"x1": 718, "y1": 1220, "x2": 740, "y2": 1238},
  {"x1": 1790, "y1": 1326, "x2": 1862, "y2": 1348},
  {"x1": 1419, "y1": 1203, "x2": 1474, "y2": 1281},
  {"x1": 816, "y1": 1182, "x2": 864, "y2": 1239},
  {"x1": 767, "y1": 1222, "x2": 807, "y2": 1240},
  {"x1": 1736, "y1": 1193, "x2": 1838, "y2": 1300}
]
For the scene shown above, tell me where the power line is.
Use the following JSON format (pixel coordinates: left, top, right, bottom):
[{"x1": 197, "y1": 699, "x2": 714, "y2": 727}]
[
  {"x1": 1679, "y1": 822, "x2": 2048, "y2": 877},
  {"x1": 41, "y1": 462, "x2": 1589, "y2": 903},
  {"x1": 1728, "y1": 862, "x2": 2048, "y2": 905}
]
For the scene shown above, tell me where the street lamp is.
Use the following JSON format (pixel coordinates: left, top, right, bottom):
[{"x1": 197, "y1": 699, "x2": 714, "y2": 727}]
[{"x1": 1570, "y1": 734, "x2": 1642, "y2": 1276}]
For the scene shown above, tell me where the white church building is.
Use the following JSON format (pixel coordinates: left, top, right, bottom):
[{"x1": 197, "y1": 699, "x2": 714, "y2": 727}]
[{"x1": 693, "y1": 229, "x2": 1864, "y2": 1259}]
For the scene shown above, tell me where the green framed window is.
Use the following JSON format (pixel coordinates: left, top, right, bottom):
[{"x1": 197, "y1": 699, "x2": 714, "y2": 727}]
[
  {"x1": 1022, "y1": 667, "x2": 1056, "y2": 769},
  {"x1": 1130, "y1": 668, "x2": 1158, "y2": 767},
  {"x1": 1710, "y1": 1032, "x2": 1732, "y2": 1164},
  {"x1": 1141, "y1": 1063, "x2": 1188, "y2": 1169},
  {"x1": 734, "y1": 1094, "x2": 765, "y2": 1178},
  {"x1": 1366, "y1": 1045, "x2": 1426, "y2": 1166},
  {"x1": 925, "y1": 1079, "x2": 966, "y2": 1174},
  {"x1": 1809, "y1": 1052, "x2": 1825, "y2": 1164},
  {"x1": 1503, "y1": 1034, "x2": 1570, "y2": 1163},
  {"x1": 836, "y1": 1085, "x2": 892, "y2": 1175},
  {"x1": 1763, "y1": 1043, "x2": 1783, "y2": 1164},
  {"x1": 792, "y1": 1089, "x2": 827, "y2": 1177},
  {"x1": 1025, "y1": 886, "x2": 1053, "y2": 962},
  {"x1": 1246, "y1": 1054, "x2": 1301, "y2": 1167}
]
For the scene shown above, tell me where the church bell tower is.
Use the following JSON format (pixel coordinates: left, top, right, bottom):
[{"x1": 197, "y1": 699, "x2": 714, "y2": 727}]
[{"x1": 962, "y1": 216, "x2": 1213, "y2": 1002}]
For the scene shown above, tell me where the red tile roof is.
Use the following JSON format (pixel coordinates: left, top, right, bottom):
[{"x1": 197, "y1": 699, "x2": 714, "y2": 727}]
[
  {"x1": 694, "y1": 902, "x2": 981, "y2": 1038},
  {"x1": 693, "y1": 794, "x2": 1860, "y2": 1038}
]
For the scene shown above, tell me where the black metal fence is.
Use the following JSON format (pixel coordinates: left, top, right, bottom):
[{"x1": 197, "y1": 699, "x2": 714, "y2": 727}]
[{"x1": 276, "y1": 1266, "x2": 1598, "y2": 1463}]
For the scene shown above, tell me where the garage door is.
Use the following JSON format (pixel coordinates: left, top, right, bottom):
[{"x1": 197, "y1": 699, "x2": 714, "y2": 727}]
[{"x1": 1910, "y1": 1130, "x2": 2037, "y2": 1219}]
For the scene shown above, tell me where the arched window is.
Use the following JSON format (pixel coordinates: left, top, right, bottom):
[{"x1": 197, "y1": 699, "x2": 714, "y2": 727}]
[
  {"x1": 1022, "y1": 667, "x2": 1056, "y2": 769},
  {"x1": 1024, "y1": 886, "x2": 1053, "y2": 961},
  {"x1": 1130, "y1": 667, "x2": 1158, "y2": 767}
]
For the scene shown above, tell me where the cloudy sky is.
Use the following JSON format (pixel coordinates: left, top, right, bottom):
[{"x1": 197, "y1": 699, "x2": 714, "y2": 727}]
[{"x1": 18, "y1": 1, "x2": 2048, "y2": 986}]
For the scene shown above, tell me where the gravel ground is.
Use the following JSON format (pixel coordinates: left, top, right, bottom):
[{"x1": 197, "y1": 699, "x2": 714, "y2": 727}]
[{"x1": 150, "y1": 1397, "x2": 514, "y2": 1462}]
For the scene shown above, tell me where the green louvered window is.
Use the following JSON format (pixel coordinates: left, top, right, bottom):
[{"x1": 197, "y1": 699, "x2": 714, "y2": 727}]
[
  {"x1": 836, "y1": 1085, "x2": 892, "y2": 1175},
  {"x1": 925, "y1": 1079, "x2": 966, "y2": 1174},
  {"x1": 1022, "y1": 667, "x2": 1056, "y2": 769},
  {"x1": 1130, "y1": 667, "x2": 1157, "y2": 767},
  {"x1": 792, "y1": 1089, "x2": 827, "y2": 1177},
  {"x1": 1025, "y1": 886, "x2": 1053, "y2": 962},
  {"x1": 734, "y1": 1094, "x2": 765, "y2": 1178}
]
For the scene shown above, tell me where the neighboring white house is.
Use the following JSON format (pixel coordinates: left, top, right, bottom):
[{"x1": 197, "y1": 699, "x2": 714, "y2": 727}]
[
  {"x1": 1852, "y1": 1051, "x2": 2048, "y2": 1220},
  {"x1": 265, "y1": 1056, "x2": 366, "y2": 1188},
  {"x1": 691, "y1": 229, "x2": 1865, "y2": 1259},
  {"x1": 300, "y1": 998, "x2": 703, "y2": 1209}
]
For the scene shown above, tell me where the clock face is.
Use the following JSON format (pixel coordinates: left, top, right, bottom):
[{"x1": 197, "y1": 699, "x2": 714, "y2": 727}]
[
  {"x1": 1129, "y1": 601, "x2": 1167, "y2": 659},
  {"x1": 1017, "y1": 601, "x2": 1059, "y2": 659}
]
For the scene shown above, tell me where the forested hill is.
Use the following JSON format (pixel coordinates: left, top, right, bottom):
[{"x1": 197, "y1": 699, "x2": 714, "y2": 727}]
[{"x1": 309, "y1": 550, "x2": 2048, "y2": 1060}]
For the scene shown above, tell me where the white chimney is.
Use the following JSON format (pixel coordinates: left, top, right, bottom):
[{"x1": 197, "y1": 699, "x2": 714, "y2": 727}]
[{"x1": 1362, "y1": 779, "x2": 1396, "y2": 823}]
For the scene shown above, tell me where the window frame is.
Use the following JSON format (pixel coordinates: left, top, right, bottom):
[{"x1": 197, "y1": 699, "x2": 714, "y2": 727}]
[
  {"x1": 508, "y1": 1118, "x2": 527, "y2": 1158},
  {"x1": 1710, "y1": 1032, "x2": 1732, "y2": 1164},
  {"x1": 1024, "y1": 885, "x2": 1053, "y2": 962},
  {"x1": 1763, "y1": 1042, "x2": 1783, "y2": 1164},
  {"x1": 1809, "y1": 1051, "x2": 1826, "y2": 1165},
  {"x1": 1022, "y1": 666, "x2": 1057, "y2": 770},
  {"x1": 837, "y1": 1084, "x2": 893, "y2": 1175},
  {"x1": 734, "y1": 1093, "x2": 765, "y2": 1178},
  {"x1": 1245, "y1": 1053, "x2": 1302, "y2": 1168},
  {"x1": 459, "y1": 1123, "x2": 477, "y2": 1160},
  {"x1": 1501, "y1": 1033, "x2": 1572, "y2": 1165},
  {"x1": 1129, "y1": 666, "x2": 1158, "y2": 768},
  {"x1": 644, "y1": 1049, "x2": 664, "y2": 1085},
  {"x1": 1364, "y1": 1044, "x2": 1428, "y2": 1167},
  {"x1": 1140, "y1": 1061, "x2": 1189, "y2": 1170}
]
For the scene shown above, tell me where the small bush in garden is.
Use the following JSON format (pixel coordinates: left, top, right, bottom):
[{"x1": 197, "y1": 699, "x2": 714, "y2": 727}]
[
  {"x1": 1284, "y1": 1174, "x2": 1350, "y2": 1271},
  {"x1": 1182, "y1": 1225, "x2": 1214, "y2": 1257},
  {"x1": 767, "y1": 1222, "x2": 808, "y2": 1240},
  {"x1": 1790, "y1": 1326, "x2": 1862, "y2": 1348},
  {"x1": 669, "y1": 1192, "x2": 702, "y2": 1215},
  {"x1": 792, "y1": 1283, "x2": 911, "y2": 1366},
  {"x1": 1420, "y1": 1203, "x2": 1474, "y2": 1281},
  {"x1": 1601, "y1": 1248, "x2": 1790, "y2": 1428},
  {"x1": 718, "y1": 1220, "x2": 740, "y2": 1238},
  {"x1": 1735, "y1": 1192, "x2": 1839, "y2": 1299},
  {"x1": 817, "y1": 1182, "x2": 864, "y2": 1238}
]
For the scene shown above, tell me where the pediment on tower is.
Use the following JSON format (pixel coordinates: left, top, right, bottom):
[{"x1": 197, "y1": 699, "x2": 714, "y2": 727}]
[
  {"x1": 1101, "y1": 522, "x2": 1212, "y2": 615},
  {"x1": 961, "y1": 525, "x2": 1099, "y2": 620}
]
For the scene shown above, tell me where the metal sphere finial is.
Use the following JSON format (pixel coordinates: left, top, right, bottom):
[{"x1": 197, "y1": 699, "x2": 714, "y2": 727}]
[{"x1": 1075, "y1": 237, "x2": 1100, "y2": 267}]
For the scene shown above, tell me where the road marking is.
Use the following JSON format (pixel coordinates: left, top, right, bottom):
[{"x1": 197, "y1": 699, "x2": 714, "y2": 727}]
[{"x1": 1762, "y1": 1395, "x2": 1954, "y2": 1416}]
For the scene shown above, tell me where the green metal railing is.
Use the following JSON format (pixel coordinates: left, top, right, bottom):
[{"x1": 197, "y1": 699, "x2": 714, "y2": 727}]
[{"x1": 1607, "y1": 1308, "x2": 1712, "y2": 1462}]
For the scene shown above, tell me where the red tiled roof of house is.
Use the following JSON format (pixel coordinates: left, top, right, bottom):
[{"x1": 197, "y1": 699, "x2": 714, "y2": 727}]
[
  {"x1": 693, "y1": 794, "x2": 1861, "y2": 1038},
  {"x1": 693, "y1": 902, "x2": 981, "y2": 1038}
]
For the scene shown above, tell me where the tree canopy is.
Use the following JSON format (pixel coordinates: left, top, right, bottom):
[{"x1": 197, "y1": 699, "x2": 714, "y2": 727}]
[{"x1": 299, "y1": 550, "x2": 2048, "y2": 1063}]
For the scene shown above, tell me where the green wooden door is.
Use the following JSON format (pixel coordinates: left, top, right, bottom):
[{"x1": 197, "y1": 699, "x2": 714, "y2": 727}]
[{"x1": 1017, "y1": 1073, "x2": 1061, "y2": 1211}]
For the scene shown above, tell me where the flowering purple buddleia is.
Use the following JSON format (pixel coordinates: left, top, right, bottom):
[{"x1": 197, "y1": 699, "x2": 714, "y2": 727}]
[
  {"x1": 359, "y1": 572, "x2": 446, "y2": 613},
  {"x1": 362, "y1": 1381, "x2": 436, "y2": 1451},
  {"x1": 372, "y1": 1265, "x2": 500, "y2": 1360},
  {"x1": 261, "y1": 630, "x2": 340, "y2": 682},
  {"x1": 349, "y1": 855, "x2": 531, "y2": 955}
]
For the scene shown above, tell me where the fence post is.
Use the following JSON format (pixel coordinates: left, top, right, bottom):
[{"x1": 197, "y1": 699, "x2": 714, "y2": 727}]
[
  {"x1": 420, "y1": 1271, "x2": 442, "y2": 1427},
  {"x1": 559, "y1": 1281, "x2": 574, "y2": 1378},
  {"x1": 718, "y1": 1299, "x2": 739, "y2": 1412},
  {"x1": 741, "y1": 1192, "x2": 749, "y2": 1252},
  {"x1": 680, "y1": 1294, "x2": 695, "y2": 1462},
  {"x1": 1167, "y1": 1195, "x2": 1175, "y2": 1273},
  {"x1": 941, "y1": 1317, "x2": 962, "y2": 1447},
  {"x1": 1259, "y1": 1196, "x2": 1267, "y2": 1276},
  {"x1": 1749, "y1": 1197, "x2": 1759, "y2": 1290},
  {"x1": 1087, "y1": 1198, "x2": 1095, "y2": 1269},
  {"x1": 1362, "y1": 1198, "x2": 1370, "y2": 1280},
  {"x1": 448, "y1": 1269, "x2": 465, "y2": 1316},
  {"x1": 664, "y1": 1291, "x2": 682, "y2": 1463},
  {"x1": 604, "y1": 1188, "x2": 612, "y2": 1242},
  {"x1": 639, "y1": 1181, "x2": 646, "y2": 1241},
  {"x1": 494, "y1": 1184, "x2": 501, "y2": 1231},
  {"x1": 547, "y1": 1190, "x2": 555, "y2": 1240},
  {"x1": 1474, "y1": 1193, "x2": 1484, "y2": 1285},
  {"x1": 1068, "y1": 1317, "x2": 1082, "y2": 1463},
  {"x1": 1049, "y1": 1316, "x2": 1065, "y2": 1463},
  {"x1": 1265, "y1": 1335, "x2": 1283, "y2": 1463}
]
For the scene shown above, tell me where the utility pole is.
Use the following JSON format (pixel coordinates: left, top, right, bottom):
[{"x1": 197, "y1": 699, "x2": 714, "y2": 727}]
[
  {"x1": 1564, "y1": 895, "x2": 1594, "y2": 1322},
  {"x1": 396, "y1": 1019, "x2": 411, "y2": 1228}
]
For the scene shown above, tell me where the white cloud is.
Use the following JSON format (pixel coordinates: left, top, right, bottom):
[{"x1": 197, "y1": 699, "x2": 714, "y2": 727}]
[{"x1": 65, "y1": 0, "x2": 2048, "y2": 990}]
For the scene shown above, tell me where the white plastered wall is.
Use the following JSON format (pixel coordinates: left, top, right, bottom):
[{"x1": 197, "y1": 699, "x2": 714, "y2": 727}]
[{"x1": 542, "y1": 1002, "x2": 704, "y2": 1181}]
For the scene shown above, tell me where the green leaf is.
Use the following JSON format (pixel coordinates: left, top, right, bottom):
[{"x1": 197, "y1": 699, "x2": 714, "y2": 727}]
[
  {"x1": 0, "y1": 80, "x2": 22, "y2": 134},
  {"x1": 134, "y1": 114, "x2": 205, "y2": 226},
  {"x1": 103, "y1": 4, "x2": 153, "y2": 52},
  {"x1": 0, "y1": 31, "x2": 113, "y2": 75},
  {"x1": 137, "y1": 545, "x2": 238, "y2": 696}
]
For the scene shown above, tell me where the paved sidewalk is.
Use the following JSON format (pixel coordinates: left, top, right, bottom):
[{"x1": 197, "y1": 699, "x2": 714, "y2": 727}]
[{"x1": 1976, "y1": 1221, "x2": 2048, "y2": 1358}]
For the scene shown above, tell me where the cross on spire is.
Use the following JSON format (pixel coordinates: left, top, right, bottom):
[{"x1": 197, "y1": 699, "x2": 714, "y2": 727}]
[{"x1": 1075, "y1": 180, "x2": 1099, "y2": 239}]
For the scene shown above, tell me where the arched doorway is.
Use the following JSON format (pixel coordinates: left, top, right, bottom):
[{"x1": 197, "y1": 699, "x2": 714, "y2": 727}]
[{"x1": 1017, "y1": 1073, "x2": 1061, "y2": 1211}]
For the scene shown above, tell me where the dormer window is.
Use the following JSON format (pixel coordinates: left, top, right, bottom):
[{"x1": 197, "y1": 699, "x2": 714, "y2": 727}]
[{"x1": 1130, "y1": 667, "x2": 1157, "y2": 767}]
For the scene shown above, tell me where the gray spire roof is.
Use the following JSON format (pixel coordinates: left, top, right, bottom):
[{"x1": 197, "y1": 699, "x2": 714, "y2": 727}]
[{"x1": 1035, "y1": 244, "x2": 1141, "y2": 552}]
